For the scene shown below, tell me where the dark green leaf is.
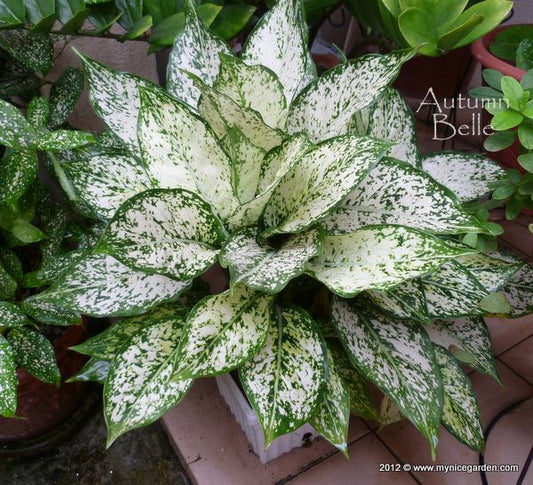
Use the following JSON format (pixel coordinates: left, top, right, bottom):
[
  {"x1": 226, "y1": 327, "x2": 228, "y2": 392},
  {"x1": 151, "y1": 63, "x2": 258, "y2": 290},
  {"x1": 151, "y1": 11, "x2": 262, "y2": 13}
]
[
  {"x1": 489, "y1": 25, "x2": 533, "y2": 61},
  {"x1": 483, "y1": 130, "x2": 515, "y2": 152},
  {"x1": 209, "y1": 4, "x2": 256, "y2": 40},
  {"x1": 0, "y1": 0, "x2": 25, "y2": 26},
  {"x1": 482, "y1": 69, "x2": 504, "y2": 91},
  {"x1": 518, "y1": 121, "x2": 533, "y2": 150},
  {"x1": 517, "y1": 38, "x2": 533, "y2": 71},
  {"x1": 0, "y1": 30, "x2": 54, "y2": 73},
  {"x1": 115, "y1": 0, "x2": 143, "y2": 31},
  {"x1": 120, "y1": 14, "x2": 152, "y2": 40}
]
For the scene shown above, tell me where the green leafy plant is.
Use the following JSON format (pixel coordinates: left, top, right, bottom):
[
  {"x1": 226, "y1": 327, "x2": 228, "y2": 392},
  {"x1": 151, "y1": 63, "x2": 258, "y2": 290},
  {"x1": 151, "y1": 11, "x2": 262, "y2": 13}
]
[
  {"x1": 26, "y1": 0, "x2": 532, "y2": 458},
  {"x1": 490, "y1": 24, "x2": 533, "y2": 70},
  {"x1": 470, "y1": 68, "x2": 533, "y2": 221},
  {"x1": 345, "y1": 0, "x2": 513, "y2": 56}
]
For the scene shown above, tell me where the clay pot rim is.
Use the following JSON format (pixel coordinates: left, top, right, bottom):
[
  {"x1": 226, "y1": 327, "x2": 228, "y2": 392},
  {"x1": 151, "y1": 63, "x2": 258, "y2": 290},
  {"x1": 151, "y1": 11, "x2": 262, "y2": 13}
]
[{"x1": 471, "y1": 24, "x2": 530, "y2": 81}]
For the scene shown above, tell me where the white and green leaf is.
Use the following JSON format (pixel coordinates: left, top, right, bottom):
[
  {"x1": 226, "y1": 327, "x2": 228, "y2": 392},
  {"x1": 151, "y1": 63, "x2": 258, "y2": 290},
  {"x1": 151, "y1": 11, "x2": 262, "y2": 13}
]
[
  {"x1": 0, "y1": 334, "x2": 17, "y2": 417},
  {"x1": 175, "y1": 286, "x2": 273, "y2": 378},
  {"x1": 501, "y1": 264, "x2": 533, "y2": 318},
  {"x1": 0, "y1": 99, "x2": 38, "y2": 148},
  {"x1": 0, "y1": 150, "x2": 38, "y2": 206},
  {"x1": 307, "y1": 225, "x2": 477, "y2": 298},
  {"x1": 240, "y1": 305, "x2": 326, "y2": 446},
  {"x1": 331, "y1": 299, "x2": 442, "y2": 457},
  {"x1": 49, "y1": 67, "x2": 84, "y2": 128},
  {"x1": 322, "y1": 158, "x2": 481, "y2": 235},
  {"x1": 220, "y1": 229, "x2": 321, "y2": 294},
  {"x1": 379, "y1": 396, "x2": 403, "y2": 427},
  {"x1": 0, "y1": 301, "x2": 30, "y2": 328}
]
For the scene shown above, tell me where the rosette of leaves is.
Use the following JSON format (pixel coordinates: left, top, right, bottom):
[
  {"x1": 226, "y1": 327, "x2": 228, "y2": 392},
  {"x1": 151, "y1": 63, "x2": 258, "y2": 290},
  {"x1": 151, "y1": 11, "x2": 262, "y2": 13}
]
[
  {"x1": 28, "y1": 0, "x2": 533, "y2": 458},
  {"x1": 0, "y1": 83, "x2": 96, "y2": 418},
  {"x1": 345, "y1": 0, "x2": 513, "y2": 57},
  {"x1": 470, "y1": 69, "x2": 533, "y2": 225}
]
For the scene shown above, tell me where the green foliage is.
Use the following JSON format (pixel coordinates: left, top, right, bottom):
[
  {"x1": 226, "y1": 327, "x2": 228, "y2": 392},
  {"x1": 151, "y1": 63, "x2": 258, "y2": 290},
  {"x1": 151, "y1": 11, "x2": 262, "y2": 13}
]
[{"x1": 490, "y1": 25, "x2": 533, "y2": 70}]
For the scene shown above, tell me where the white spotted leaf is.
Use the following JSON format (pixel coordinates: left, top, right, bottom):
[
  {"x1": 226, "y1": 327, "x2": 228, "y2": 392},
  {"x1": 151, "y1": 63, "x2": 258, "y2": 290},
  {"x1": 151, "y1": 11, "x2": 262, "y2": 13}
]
[
  {"x1": 240, "y1": 305, "x2": 326, "y2": 446},
  {"x1": 0, "y1": 99, "x2": 38, "y2": 148},
  {"x1": 0, "y1": 150, "x2": 39, "y2": 206},
  {"x1": 0, "y1": 334, "x2": 17, "y2": 417},
  {"x1": 0, "y1": 301, "x2": 30, "y2": 328},
  {"x1": 500, "y1": 264, "x2": 533, "y2": 318}
]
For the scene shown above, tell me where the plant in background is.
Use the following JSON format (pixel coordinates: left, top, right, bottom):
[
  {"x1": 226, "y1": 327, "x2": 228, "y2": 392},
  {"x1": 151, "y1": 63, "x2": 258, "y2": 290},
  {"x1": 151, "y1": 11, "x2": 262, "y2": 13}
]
[
  {"x1": 26, "y1": 0, "x2": 532, "y2": 459},
  {"x1": 345, "y1": 0, "x2": 513, "y2": 56},
  {"x1": 489, "y1": 24, "x2": 533, "y2": 71},
  {"x1": 470, "y1": 68, "x2": 533, "y2": 227}
]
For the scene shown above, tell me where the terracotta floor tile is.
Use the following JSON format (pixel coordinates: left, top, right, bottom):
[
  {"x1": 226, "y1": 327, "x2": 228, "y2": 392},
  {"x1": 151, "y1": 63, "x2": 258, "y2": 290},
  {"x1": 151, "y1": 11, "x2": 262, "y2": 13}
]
[
  {"x1": 161, "y1": 378, "x2": 370, "y2": 485},
  {"x1": 499, "y1": 336, "x2": 533, "y2": 385},
  {"x1": 485, "y1": 314, "x2": 533, "y2": 356},
  {"x1": 499, "y1": 220, "x2": 533, "y2": 261},
  {"x1": 284, "y1": 433, "x2": 418, "y2": 485}
]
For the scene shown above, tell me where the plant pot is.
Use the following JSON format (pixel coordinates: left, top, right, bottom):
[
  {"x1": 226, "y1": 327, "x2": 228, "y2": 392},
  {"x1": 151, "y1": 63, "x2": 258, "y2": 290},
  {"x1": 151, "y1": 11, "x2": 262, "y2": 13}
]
[
  {"x1": 471, "y1": 25, "x2": 528, "y2": 81},
  {"x1": 0, "y1": 324, "x2": 91, "y2": 455},
  {"x1": 215, "y1": 373, "x2": 318, "y2": 464}
]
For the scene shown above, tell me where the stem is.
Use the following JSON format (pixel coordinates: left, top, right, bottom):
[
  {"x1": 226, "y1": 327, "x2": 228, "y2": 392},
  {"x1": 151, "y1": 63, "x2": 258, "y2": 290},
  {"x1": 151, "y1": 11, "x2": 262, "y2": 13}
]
[
  {"x1": 49, "y1": 29, "x2": 150, "y2": 42},
  {"x1": 48, "y1": 151, "x2": 78, "y2": 202}
]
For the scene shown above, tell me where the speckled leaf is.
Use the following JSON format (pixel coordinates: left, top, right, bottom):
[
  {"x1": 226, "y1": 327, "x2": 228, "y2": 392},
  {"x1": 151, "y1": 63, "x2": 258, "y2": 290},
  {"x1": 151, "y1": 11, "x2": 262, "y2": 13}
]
[
  {"x1": 195, "y1": 78, "x2": 284, "y2": 152},
  {"x1": 97, "y1": 189, "x2": 224, "y2": 281},
  {"x1": 327, "y1": 340, "x2": 379, "y2": 421},
  {"x1": 422, "y1": 261, "x2": 489, "y2": 319},
  {"x1": 455, "y1": 253, "x2": 524, "y2": 292},
  {"x1": 68, "y1": 357, "x2": 110, "y2": 384},
  {"x1": 310, "y1": 348, "x2": 350, "y2": 456},
  {"x1": 0, "y1": 248, "x2": 23, "y2": 286},
  {"x1": 434, "y1": 345, "x2": 484, "y2": 452},
  {"x1": 27, "y1": 254, "x2": 191, "y2": 318},
  {"x1": 0, "y1": 262, "x2": 17, "y2": 300},
  {"x1": 222, "y1": 127, "x2": 265, "y2": 204},
  {"x1": 63, "y1": 149, "x2": 153, "y2": 220},
  {"x1": 322, "y1": 158, "x2": 481, "y2": 235},
  {"x1": 0, "y1": 150, "x2": 38, "y2": 205},
  {"x1": 366, "y1": 278, "x2": 430, "y2": 324},
  {"x1": 37, "y1": 130, "x2": 95, "y2": 151},
  {"x1": 49, "y1": 67, "x2": 84, "y2": 128},
  {"x1": 501, "y1": 265, "x2": 533, "y2": 318},
  {"x1": 241, "y1": 0, "x2": 315, "y2": 104},
  {"x1": 307, "y1": 225, "x2": 476, "y2": 298},
  {"x1": 24, "y1": 251, "x2": 86, "y2": 288},
  {"x1": 0, "y1": 334, "x2": 17, "y2": 417},
  {"x1": 27, "y1": 97, "x2": 50, "y2": 128},
  {"x1": 425, "y1": 317, "x2": 498, "y2": 380},
  {"x1": 0, "y1": 301, "x2": 29, "y2": 328},
  {"x1": 421, "y1": 152, "x2": 505, "y2": 202},
  {"x1": 166, "y1": 0, "x2": 231, "y2": 108},
  {"x1": 227, "y1": 133, "x2": 312, "y2": 228},
  {"x1": 262, "y1": 136, "x2": 390, "y2": 237},
  {"x1": 138, "y1": 87, "x2": 236, "y2": 220},
  {"x1": 104, "y1": 318, "x2": 193, "y2": 446},
  {"x1": 21, "y1": 299, "x2": 82, "y2": 326},
  {"x1": 0, "y1": 30, "x2": 53, "y2": 73},
  {"x1": 0, "y1": 99, "x2": 38, "y2": 148},
  {"x1": 175, "y1": 286, "x2": 273, "y2": 378},
  {"x1": 215, "y1": 53, "x2": 288, "y2": 129},
  {"x1": 287, "y1": 50, "x2": 413, "y2": 142},
  {"x1": 78, "y1": 51, "x2": 161, "y2": 154},
  {"x1": 331, "y1": 299, "x2": 442, "y2": 457},
  {"x1": 240, "y1": 305, "x2": 326, "y2": 446},
  {"x1": 367, "y1": 89, "x2": 419, "y2": 166},
  {"x1": 220, "y1": 229, "x2": 321, "y2": 294},
  {"x1": 379, "y1": 396, "x2": 403, "y2": 426},
  {"x1": 7, "y1": 327, "x2": 60, "y2": 385}
]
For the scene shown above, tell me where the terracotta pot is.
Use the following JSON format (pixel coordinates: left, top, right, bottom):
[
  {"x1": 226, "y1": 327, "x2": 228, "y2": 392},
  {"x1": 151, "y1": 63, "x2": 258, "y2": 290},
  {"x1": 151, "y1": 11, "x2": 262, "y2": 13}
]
[
  {"x1": 0, "y1": 324, "x2": 89, "y2": 445},
  {"x1": 470, "y1": 25, "x2": 528, "y2": 81}
]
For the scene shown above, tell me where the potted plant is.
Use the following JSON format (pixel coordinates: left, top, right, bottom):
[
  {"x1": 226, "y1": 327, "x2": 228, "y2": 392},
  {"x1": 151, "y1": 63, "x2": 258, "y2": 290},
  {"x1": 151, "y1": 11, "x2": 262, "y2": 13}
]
[{"x1": 26, "y1": 0, "x2": 533, "y2": 463}]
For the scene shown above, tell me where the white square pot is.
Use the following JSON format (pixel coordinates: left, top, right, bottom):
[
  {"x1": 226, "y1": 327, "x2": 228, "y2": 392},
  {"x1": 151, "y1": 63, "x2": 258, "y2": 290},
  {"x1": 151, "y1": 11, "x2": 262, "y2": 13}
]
[{"x1": 215, "y1": 374, "x2": 318, "y2": 464}]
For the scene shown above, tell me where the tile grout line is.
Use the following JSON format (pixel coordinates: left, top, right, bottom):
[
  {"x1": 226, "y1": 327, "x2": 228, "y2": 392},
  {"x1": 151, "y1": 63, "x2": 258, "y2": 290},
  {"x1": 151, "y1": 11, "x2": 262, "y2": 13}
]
[
  {"x1": 496, "y1": 334, "x2": 533, "y2": 359},
  {"x1": 496, "y1": 357, "x2": 533, "y2": 388}
]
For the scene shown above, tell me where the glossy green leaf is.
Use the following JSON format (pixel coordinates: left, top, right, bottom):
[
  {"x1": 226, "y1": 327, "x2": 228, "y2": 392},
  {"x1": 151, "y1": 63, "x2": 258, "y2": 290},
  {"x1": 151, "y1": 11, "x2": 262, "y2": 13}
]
[
  {"x1": 489, "y1": 25, "x2": 533, "y2": 61},
  {"x1": 0, "y1": 0, "x2": 25, "y2": 26},
  {"x1": 210, "y1": 4, "x2": 256, "y2": 40},
  {"x1": 25, "y1": 0, "x2": 55, "y2": 25},
  {"x1": 68, "y1": 357, "x2": 110, "y2": 384},
  {"x1": 115, "y1": 0, "x2": 142, "y2": 31},
  {"x1": 0, "y1": 334, "x2": 17, "y2": 417}
]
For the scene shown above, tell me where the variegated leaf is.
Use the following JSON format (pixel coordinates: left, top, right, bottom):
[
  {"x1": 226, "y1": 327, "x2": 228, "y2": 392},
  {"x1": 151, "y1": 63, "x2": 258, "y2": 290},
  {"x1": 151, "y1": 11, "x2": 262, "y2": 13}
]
[
  {"x1": 366, "y1": 278, "x2": 430, "y2": 324},
  {"x1": 328, "y1": 340, "x2": 379, "y2": 421},
  {"x1": 97, "y1": 189, "x2": 225, "y2": 281},
  {"x1": 367, "y1": 89, "x2": 419, "y2": 166},
  {"x1": 422, "y1": 261, "x2": 489, "y2": 319},
  {"x1": 0, "y1": 334, "x2": 17, "y2": 417},
  {"x1": 27, "y1": 254, "x2": 191, "y2": 317},
  {"x1": 37, "y1": 130, "x2": 95, "y2": 151},
  {"x1": 421, "y1": 152, "x2": 505, "y2": 202},
  {"x1": 425, "y1": 317, "x2": 499, "y2": 380},
  {"x1": 0, "y1": 150, "x2": 38, "y2": 205},
  {"x1": 7, "y1": 327, "x2": 60, "y2": 385},
  {"x1": 63, "y1": 149, "x2": 153, "y2": 220},
  {"x1": 68, "y1": 358, "x2": 110, "y2": 384},
  {"x1": 214, "y1": 53, "x2": 288, "y2": 129},
  {"x1": 331, "y1": 298, "x2": 442, "y2": 457},
  {"x1": 220, "y1": 229, "x2": 321, "y2": 294},
  {"x1": 175, "y1": 286, "x2": 273, "y2": 378},
  {"x1": 241, "y1": 0, "x2": 315, "y2": 104},
  {"x1": 307, "y1": 225, "x2": 477, "y2": 298},
  {"x1": 227, "y1": 133, "x2": 313, "y2": 228},
  {"x1": 24, "y1": 251, "x2": 86, "y2": 288},
  {"x1": 195, "y1": 78, "x2": 284, "y2": 152},
  {"x1": 240, "y1": 305, "x2": 326, "y2": 446},
  {"x1": 455, "y1": 253, "x2": 524, "y2": 292},
  {"x1": 21, "y1": 299, "x2": 82, "y2": 326},
  {"x1": 27, "y1": 97, "x2": 50, "y2": 128},
  {"x1": 287, "y1": 50, "x2": 413, "y2": 142},
  {"x1": 433, "y1": 345, "x2": 484, "y2": 452},
  {"x1": 166, "y1": 0, "x2": 231, "y2": 107},
  {"x1": 0, "y1": 99, "x2": 38, "y2": 148},
  {"x1": 0, "y1": 301, "x2": 30, "y2": 328},
  {"x1": 379, "y1": 396, "x2": 403, "y2": 427},
  {"x1": 501, "y1": 264, "x2": 533, "y2": 318},
  {"x1": 310, "y1": 348, "x2": 350, "y2": 456},
  {"x1": 78, "y1": 50, "x2": 161, "y2": 154},
  {"x1": 138, "y1": 87, "x2": 237, "y2": 220},
  {"x1": 222, "y1": 127, "x2": 265, "y2": 204},
  {"x1": 322, "y1": 158, "x2": 481, "y2": 235},
  {"x1": 263, "y1": 136, "x2": 390, "y2": 237},
  {"x1": 49, "y1": 67, "x2": 84, "y2": 128},
  {"x1": 104, "y1": 318, "x2": 193, "y2": 446}
]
